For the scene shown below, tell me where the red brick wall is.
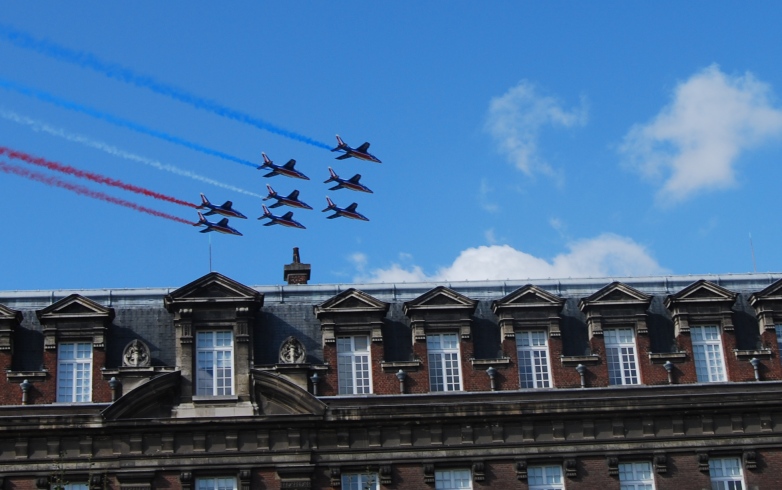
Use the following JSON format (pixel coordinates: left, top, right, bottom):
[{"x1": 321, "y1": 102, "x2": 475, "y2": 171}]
[
  {"x1": 320, "y1": 342, "x2": 338, "y2": 396},
  {"x1": 407, "y1": 340, "x2": 430, "y2": 394}
]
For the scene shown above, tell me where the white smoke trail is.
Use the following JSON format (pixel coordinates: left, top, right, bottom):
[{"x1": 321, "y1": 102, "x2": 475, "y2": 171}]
[{"x1": 0, "y1": 108, "x2": 264, "y2": 199}]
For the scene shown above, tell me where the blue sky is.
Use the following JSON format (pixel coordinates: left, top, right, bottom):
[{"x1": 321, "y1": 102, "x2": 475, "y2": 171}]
[{"x1": 2, "y1": 3, "x2": 782, "y2": 290}]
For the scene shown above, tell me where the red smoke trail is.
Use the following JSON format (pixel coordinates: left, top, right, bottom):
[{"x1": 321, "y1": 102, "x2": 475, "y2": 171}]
[
  {"x1": 0, "y1": 146, "x2": 197, "y2": 208},
  {"x1": 0, "y1": 160, "x2": 193, "y2": 225}
]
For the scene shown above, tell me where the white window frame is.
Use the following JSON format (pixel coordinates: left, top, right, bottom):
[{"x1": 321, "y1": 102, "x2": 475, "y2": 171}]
[
  {"x1": 427, "y1": 333, "x2": 462, "y2": 392},
  {"x1": 196, "y1": 477, "x2": 238, "y2": 490},
  {"x1": 691, "y1": 325, "x2": 727, "y2": 382},
  {"x1": 57, "y1": 342, "x2": 92, "y2": 403},
  {"x1": 336, "y1": 335, "x2": 372, "y2": 395},
  {"x1": 196, "y1": 330, "x2": 234, "y2": 396},
  {"x1": 516, "y1": 330, "x2": 551, "y2": 389},
  {"x1": 709, "y1": 457, "x2": 744, "y2": 490},
  {"x1": 434, "y1": 469, "x2": 472, "y2": 489},
  {"x1": 341, "y1": 473, "x2": 378, "y2": 490},
  {"x1": 604, "y1": 327, "x2": 640, "y2": 386},
  {"x1": 775, "y1": 326, "x2": 782, "y2": 361},
  {"x1": 618, "y1": 461, "x2": 655, "y2": 490},
  {"x1": 528, "y1": 465, "x2": 564, "y2": 490}
]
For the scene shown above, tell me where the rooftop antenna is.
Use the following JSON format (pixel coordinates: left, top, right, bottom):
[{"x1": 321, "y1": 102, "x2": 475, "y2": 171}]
[
  {"x1": 209, "y1": 233, "x2": 213, "y2": 272},
  {"x1": 749, "y1": 233, "x2": 757, "y2": 273}
]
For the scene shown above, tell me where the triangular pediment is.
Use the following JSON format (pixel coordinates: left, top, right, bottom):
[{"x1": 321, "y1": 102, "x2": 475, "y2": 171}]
[
  {"x1": 749, "y1": 278, "x2": 782, "y2": 304},
  {"x1": 36, "y1": 294, "x2": 114, "y2": 322},
  {"x1": 164, "y1": 272, "x2": 263, "y2": 311},
  {"x1": 315, "y1": 288, "x2": 389, "y2": 316},
  {"x1": 0, "y1": 304, "x2": 22, "y2": 323},
  {"x1": 496, "y1": 285, "x2": 564, "y2": 306},
  {"x1": 582, "y1": 282, "x2": 651, "y2": 304},
  {"x1": 669, "y1": 280, "x2": 737, "y2": 302},
  {"x1": 403, "y1": 286, "x2": 478, "y2": 315}
]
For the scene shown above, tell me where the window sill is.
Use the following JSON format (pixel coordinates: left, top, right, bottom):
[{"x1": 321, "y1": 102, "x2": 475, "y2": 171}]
[{"x1": 192, "y1": 395, "x2": 238, "y2": 403}]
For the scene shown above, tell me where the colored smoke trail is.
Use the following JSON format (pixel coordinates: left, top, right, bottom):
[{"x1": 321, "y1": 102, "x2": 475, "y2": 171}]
[
  {"x1": 0, "y1": 77, "x2": 259, "y2": 169},
  {"x1": 0, "y1": 24, "x2": 331, "y2": 150},
  {"x1": 0, "y1": 159, "x2": 192, "y2": 225},
  {"x1": 0, "y1": 109, "x2": 265, "y2": 199},
  {"x1": 0, "y1": 145, "x2": 196, "y2": 208}
]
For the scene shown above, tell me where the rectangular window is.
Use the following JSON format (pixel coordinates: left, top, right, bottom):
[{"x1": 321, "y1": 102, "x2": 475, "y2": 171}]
[
  {"x1": 528, "y1": 465, "x2": 564, "y2": 490},
  {"x1": 709, "y1": 457, "x2": 744, "y2": 490},
  {"x1": 52, "y1": 484, "x2": 89, "y2": 490},
  {"x1": 516, "y1": 330, "x2": 551, "y2": 389},
  {"x1": 435, "y1": 469, "x2": 472, "y2": 489},
  {"x1": 691, "y1": 326, "x2": 727, "y2": 382},
  {"x1": 196, "y1": 478, "x2": 237, "y2": 490},
  {"x1": 57, "y1": 342, "x2": 92, "y2": 402},
  {"x1": 427, "y1": 333, "x2": 462, "y2": 392},
  {"x1": 618, "y1": 461, "x2": 654, "y2": 490},
  {"x1": 337, "y1": 336, "x2": 372, "y2": 395},
  {"x1": 605, "y1": 328, "x2": 639, "y2": 385},
  {"x1": 196, "y1": 331, "x2": 234, "y2": 396},
  {"x1": 776, "y1": 326, "x2": 782, "y2": 360},
  {"x1": 341, "y1": 473, "x2": 378, "y2": 490}
]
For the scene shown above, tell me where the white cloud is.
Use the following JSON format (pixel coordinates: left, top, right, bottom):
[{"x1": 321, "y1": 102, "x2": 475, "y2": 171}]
[
  {"x1": 354, "y1": 234, "x2": 667, "y2": 283},
  {"x1": 485, "y1": 80, "x2": 587, "y2": 176},
  {"x1": 620, "y1": 64, "x2": 782, "y2": 203}
]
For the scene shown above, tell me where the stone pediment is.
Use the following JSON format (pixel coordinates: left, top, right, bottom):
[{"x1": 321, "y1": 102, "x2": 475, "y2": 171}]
[
  {"x1": 315, "y1": 288, "x2": 389, "y2": 314},
  {"x1": 750, "y1": 278, "x2": 782, "y2": 303},
  {"x1": 492, "y1": 285, "x2": 564, "y2": 310},
  {"x1": 665, "y1": 280, "x2": 737, "y2": 307},
  {"x1": 36, "y1": 294, "x2": 114, "y2": 322},
  {"x1": 403, "y1": 286, "x2": 478, "y2": 313},
  {"x1": 316, "y1": 289, "x2": 389, "y2": 343},
  {"x1": 580, "y1": 282, "x2": 652, "y2": 309},
  {"x1": 749, "y1": 278, "x2": 782, "y2": 332},
  {"x1": 0, "y1": 304, "x2": 22, "y2": 323},
  {"x1": 164, "y1": 272, "x2": 263, "y2": 311}
]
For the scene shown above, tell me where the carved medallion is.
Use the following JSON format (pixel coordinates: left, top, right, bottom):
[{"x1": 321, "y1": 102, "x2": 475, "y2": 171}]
[
  {"x1": 279, "y1": 336, "x2": 306, "y2": 364},
  {"x1": 122, "y1": 339, "x2": 151, "y2": 367}
]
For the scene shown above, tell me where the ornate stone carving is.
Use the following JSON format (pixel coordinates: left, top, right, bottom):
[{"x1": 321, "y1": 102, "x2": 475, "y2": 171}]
[
  {"x1": 515, "y1": 459, "x2": 528, "y2": 480},
  {"x1": 123, "y1": 339, "x2": 151, "y2": 367},
  {"x1": 279, "y1": 336, "x2": 307, "y2": 364}
]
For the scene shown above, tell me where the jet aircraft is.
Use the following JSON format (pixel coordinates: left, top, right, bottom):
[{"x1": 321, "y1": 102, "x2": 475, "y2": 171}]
[
  {"x1": 263, "y1": 185, "x2": 313, "y2": 210},
  {"x1": 258, "y1": 205, "x2": 306, "y2": 229},
  {"x1": 197, "y1": 193, "x2": 247, "y2": 219},
  {"x1": 194, "y1": 212, "x2": 243, "y2": 236},
  {"x1": 258, "y1": 152, "x2": 310, "y2": 180},
  {"x1": 322, "y1": 196, "x2": 369, "y2": 221},
  {"x1": 331, "y1": 135, "x2": 382, "y2": 163},
  {"x1": 323, "y1": 167, "x2": 373, "y2": 193}
]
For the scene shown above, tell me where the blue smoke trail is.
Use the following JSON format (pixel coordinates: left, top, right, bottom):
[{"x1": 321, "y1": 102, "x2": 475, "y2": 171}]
[
  {"x1": 0, "y1": 77, "x2": 258, "y2": 169},
  {"x1": 0, "y1": 24, "x2": 332, "y2": 150}
]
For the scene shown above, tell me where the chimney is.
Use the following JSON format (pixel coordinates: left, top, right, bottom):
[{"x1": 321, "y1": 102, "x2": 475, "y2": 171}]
[{"x1": 284, "y1": 247, "x2": 311, "y2": 285}]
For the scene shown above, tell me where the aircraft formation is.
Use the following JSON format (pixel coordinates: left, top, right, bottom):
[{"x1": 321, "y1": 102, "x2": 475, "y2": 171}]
[{"x1": 193, "y1": 135, "x2": 380, "y2": 235}]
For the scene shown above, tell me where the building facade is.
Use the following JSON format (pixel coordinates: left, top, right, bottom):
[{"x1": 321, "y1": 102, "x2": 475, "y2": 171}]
[{"x1": 0, "y1": 264, "x2": 781, "y2": 490}]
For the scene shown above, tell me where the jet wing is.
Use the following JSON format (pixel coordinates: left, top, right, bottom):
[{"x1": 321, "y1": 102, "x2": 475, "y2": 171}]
[
  {"x1": 357, "y1": 142, "x2": 370, "y2": 152},
  {"x1": 217, "y1": 218, "x2": 229, "y2": 227},
  {"x1": 283, "y1": 159, "x2": 297, "y2": 169},
  {"x1": 336, "y1": 154, "x2": 352, "y2": 160},
  {"x1": 222, "y1": 201, "x2": 233, "y2": 209},
  {"x1": 282, "y1": 212, "x2": 294, "y2": 220},
  {"x1": 288, "y1": 190, "x2": 300, "y2": 199},
  {"x1": 200, "y1": 228, "x2": 212, "y2": 233},
  {"x1": 263, "y1": 171, "x2": 277, "y2": 178},
  {"x1": 346, "y1": 203, "x2": 358, "y2": 212},
  {"x1": 348, "y1": 174, "x2": 362, "y2": 183}
]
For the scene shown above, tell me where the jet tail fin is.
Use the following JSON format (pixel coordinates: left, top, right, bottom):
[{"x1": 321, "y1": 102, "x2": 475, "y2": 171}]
[
  {"x1": 324, "y1": 167, "x2": 339, "y2": 183},
  {"x1": 322, "y1": 196, "x2": 336, "y2": 212},
  {"x1": 332, "y1": 134, "x2": 346, "y2": 152},
  {"x1": 259, "y1": 152, "x2": 272, "y2": 169},
  {"x1": 194, "y1": 211, "x2": 209, "y2": 226},
  {"x1": 197, "y1": 193, "x2": 210, "y2": 209},
  {"x1": 263, "y1": 184, "x2": 276, "y2": 200}
]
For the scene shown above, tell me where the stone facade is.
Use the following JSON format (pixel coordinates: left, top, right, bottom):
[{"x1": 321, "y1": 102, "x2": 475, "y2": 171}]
[{"x1": 0, "y1": 271, "x2": 781, "y2": 489}]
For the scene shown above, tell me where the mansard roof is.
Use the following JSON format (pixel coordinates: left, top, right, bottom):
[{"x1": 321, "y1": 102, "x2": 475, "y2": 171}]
[
  {"x1": 164, "y1": 271, "x2": 263, "y2": 311},
  {"x1": 402, "y1": 286, "x2": 478, "y2": 315},
  {"x1": 35, "y1": 293, "x2": 115, "y2": 322}
]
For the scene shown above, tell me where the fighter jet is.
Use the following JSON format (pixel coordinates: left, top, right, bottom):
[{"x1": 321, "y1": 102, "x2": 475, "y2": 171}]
[
  {"x1": 197, "y1": 193, "x2": 248, "y2": 219},
  {"x1": 324, "y1": 167, "x2": 373, "y2": 193},
  {"x1": 263, "y1": 185, "x2": 313, "y2": 210},
  {"x1": 194, "y1": 212, "x2": 243, "y2": 236},
  {"x1": 258, "y1": 205, "x2": 306, "y2": 229},
  {"x1": 331, "y1": 135, "x2": 382, "y2": 163},
  {"x1": 322, "y1": 196, "x2": 369, "y2": 221},
  {"x1": 258, "y1": 152, "x2": 310, "y2": 180}
]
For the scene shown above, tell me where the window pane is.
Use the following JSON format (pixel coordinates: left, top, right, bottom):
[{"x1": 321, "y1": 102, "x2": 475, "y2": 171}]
[
  {"x1": 517, "y1": 331, "x2": 551, "y2": 389},
  {"x1": 337, "y1": 336, "x2": 372, "y2": 395},
  {"x1": 57, "y1": 342, "x2": 92, "y2": 403},
  {"x1": 196, "y1": 331, "x2": 234, "y2": 396},
  {"x1": 427, "y1": 334, "x2": 461, "y2": 392},
  {"x1": 435, "y1": 469, "x2": 472, "y2": 489},
  {"x1": 691, "y1": 326, "x2": 726, "y2": 382}
]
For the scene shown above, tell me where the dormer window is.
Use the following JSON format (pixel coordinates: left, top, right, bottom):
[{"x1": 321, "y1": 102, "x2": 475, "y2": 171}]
[
  {"x1": 516, "y1": 330, "x2": 551, "y2": 389},
  {"x1": 690, "y1": 326, "x2": 727, "y2": 382},
  {"x1": 196, "y1": 331, "x2": 234, "y2": 396},
  {"x1": 336, "y1": 335, "x2": 372, "y2": 395},
  {"x1": 427, "y1": 333, "x2": 462, "y2": 392},
  {"x1": 57, "y1": 342, "x2": 92, "y2": 402},
  {"x1": 604, "y1": 327, "x2": 639, "y2": 386}
]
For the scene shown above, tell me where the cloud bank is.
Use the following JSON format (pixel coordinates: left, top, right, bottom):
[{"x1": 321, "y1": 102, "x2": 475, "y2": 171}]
[
  {"x1": 620, "y1": 65, "x2": 782, "y2": 203},
  {"x1": 354, "y1": 234, "x2": 666, "y2": 283},
  {"x1": 485, "y1": 80, "x2": 587, "y2": 176}
]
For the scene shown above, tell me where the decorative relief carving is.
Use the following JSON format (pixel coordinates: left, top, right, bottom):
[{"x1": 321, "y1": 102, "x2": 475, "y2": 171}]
[
  {"x1": 515, "y1": 459, "x2": 528, "y2": 480},
  {"x1": 379, "y1": 465, "x2": 392, "y2": 485},
  {"x1": 564, "y1": 458, "x2": 578, "y2": 478},
  {"x1": 654, "y1": 453, "x2": 668, "y2": 474},
  {"x1": 472, "y1": 461, "x2": 485, "y2": 482},
  {"x1": 330, "y1": 466, "x2": 341, "y2": 487},
  {"x1": 122, "y1": 339, "x2": 151, "y2": 367},
  {"x1": 607, "y1": 456, "x2": 619, "y2": 476},
  {"x1": 697, "y1": 452, "x2": 710, "y2": 472},
  {"x1": 744, "y1": 450, "x2": 757, "y2": 470},
  {"x1": 279, "y1": 336, "x2": 307, "y2": 364},
  {"x1": 423, "y1": 463, "x2": 435, "y2": 484}
]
